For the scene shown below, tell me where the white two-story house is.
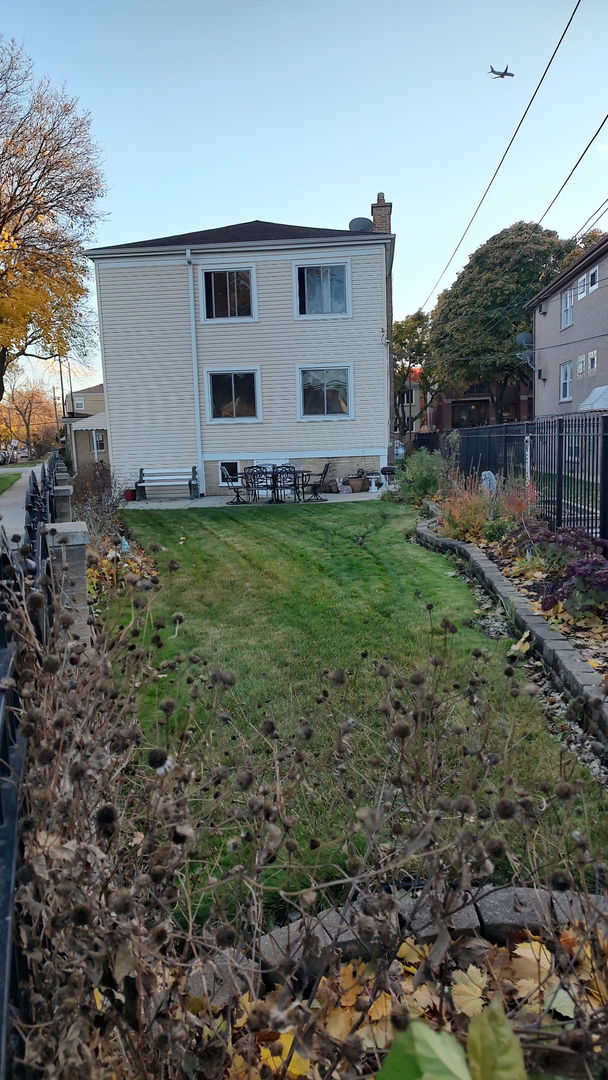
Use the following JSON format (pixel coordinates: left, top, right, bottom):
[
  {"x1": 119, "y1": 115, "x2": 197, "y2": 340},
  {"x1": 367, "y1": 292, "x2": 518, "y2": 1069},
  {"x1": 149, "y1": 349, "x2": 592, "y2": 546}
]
[{"x1": 86, "y1": 194, "x2": 395, "y2": 495}]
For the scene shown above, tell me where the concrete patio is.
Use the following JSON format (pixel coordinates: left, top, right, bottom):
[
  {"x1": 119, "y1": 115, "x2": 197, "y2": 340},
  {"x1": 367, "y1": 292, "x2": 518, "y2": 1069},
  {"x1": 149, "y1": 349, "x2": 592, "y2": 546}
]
[{"x1": 125, "y1": 489, "x2": 387, "y2": 511}]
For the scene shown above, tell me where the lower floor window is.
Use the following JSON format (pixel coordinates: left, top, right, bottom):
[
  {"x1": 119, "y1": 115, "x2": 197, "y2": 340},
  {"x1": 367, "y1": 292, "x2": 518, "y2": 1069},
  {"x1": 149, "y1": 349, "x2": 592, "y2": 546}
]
[
  {"x1": 559, "y1": 361, "x2": 572, "y2": 401},
  {"x1": 300, "y1": 365, "x2": 351, "y2": 417},
  {"x1": 219, "y1": 461, "x2": 239, "y2": 484},
  {"x1": 89, "y1": 431, "x2": 105, "y2": 452}
]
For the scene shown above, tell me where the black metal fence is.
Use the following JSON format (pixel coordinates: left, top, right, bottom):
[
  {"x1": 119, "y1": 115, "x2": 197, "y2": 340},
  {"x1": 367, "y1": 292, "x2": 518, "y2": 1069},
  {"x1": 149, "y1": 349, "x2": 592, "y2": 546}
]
[
  {"x1": 414, "y1": 412, "x2": 608, "y2": 539},
  {"x1": 0, "y1": 453, "x2": 58, "y2": 1078}
]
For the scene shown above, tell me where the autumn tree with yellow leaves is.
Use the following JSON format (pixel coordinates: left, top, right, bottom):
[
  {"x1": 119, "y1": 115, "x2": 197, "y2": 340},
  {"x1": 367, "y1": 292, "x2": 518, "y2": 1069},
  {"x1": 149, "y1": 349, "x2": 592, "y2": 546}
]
[
  {"x1": 0, "y1": 38, "x2": 104, "y2": 398},
  {"x1": 0, "y1": 374, "x2": 58, "y2": 453}
]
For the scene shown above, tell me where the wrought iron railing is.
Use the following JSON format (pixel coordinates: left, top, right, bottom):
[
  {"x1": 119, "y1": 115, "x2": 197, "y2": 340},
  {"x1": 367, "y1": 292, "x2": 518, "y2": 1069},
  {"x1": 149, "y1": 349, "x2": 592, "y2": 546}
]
[
  {"x1": 414, "y1": 413, "x2": 608, "y2": 539},
  {"x1": 0, "y1": 451, "x2": 59, "y2": 1078}
]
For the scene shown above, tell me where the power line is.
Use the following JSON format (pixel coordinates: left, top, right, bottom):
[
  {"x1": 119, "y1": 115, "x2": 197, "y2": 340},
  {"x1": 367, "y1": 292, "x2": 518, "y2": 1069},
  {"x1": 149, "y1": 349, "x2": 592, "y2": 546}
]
[
  {"x1": 419, "y1": 0, "x2": 584, "y2": 311},
  {"x1": 537, "y1": 112, "x2": 608, "y2": 226},
  {"x1": 573, "y1": 196, "x2": 608, "y2": 237}
]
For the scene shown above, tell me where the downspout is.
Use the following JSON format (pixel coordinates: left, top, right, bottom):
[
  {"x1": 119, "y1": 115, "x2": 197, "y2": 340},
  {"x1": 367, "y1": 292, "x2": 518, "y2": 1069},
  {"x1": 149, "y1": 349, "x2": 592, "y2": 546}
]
[{"x1": 186, "y1": 248, "x2": 205, "y2": 494}]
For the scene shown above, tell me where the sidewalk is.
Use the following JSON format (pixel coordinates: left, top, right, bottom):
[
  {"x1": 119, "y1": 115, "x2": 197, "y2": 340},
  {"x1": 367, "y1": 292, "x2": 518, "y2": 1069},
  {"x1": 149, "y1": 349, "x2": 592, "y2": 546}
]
[{"x1": 0, "y1": 467, "x2": 42, "y2": 543}]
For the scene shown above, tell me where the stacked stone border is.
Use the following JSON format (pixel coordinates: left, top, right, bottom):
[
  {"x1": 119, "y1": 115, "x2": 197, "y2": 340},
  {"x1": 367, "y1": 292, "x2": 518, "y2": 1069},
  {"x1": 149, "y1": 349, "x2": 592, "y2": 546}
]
[{"x1": 415, "y1": 518, "x2": 608, "y2": 739}]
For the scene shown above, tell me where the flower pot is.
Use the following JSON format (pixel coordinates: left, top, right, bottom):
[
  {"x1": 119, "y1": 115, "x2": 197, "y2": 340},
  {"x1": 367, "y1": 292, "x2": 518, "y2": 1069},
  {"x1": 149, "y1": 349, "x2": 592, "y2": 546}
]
[
  {"x1": 123, "y1": 488, "x2": 136, "y2": 502},
  {"x1": 347, "y1": 477, "x2": 364, "y2": 493}
]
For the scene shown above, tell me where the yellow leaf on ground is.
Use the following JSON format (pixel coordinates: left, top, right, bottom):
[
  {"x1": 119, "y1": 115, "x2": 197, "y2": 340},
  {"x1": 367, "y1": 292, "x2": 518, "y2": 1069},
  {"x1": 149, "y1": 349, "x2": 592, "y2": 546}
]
[
  {"x1": 339, "y1": 961, "x2": 366, "y2": 993},
  {"x1": 510, "y1": 941, "x2": 552, "y2": 982},
  {"x1": 509, "y1": 631, "x2": 531, "y2": 655},
  {"x1": 368, "y1": 991, "x2": 393, "y2": 1023},
  {"x1": 260, "y1": 1032, "x2": 310, "y2": 1078},
  {"x1": 227, "y1": 1054, "x2": 262, "y2": 1080},
  {"x1": 397, "y1": 938, "x2": 428, "y2": 965},
  {"x1": 452, "y1": 966, "x2": 488, "y2": 1017}
]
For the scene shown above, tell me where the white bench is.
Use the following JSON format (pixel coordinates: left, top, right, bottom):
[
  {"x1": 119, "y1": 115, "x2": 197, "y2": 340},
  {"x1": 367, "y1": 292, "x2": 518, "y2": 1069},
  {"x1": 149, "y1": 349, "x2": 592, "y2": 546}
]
[{"x1": 135, "y1": 466, "x2": 199, "y2": 500}]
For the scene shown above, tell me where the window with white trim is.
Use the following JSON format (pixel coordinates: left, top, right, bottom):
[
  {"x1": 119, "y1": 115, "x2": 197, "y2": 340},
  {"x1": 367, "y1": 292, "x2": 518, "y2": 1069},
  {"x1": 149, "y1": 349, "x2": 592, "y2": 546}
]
[
  {"x1": 299, "y1": 365, "x2": 352, "y2": 418},
  {"x1": 89, "y1": 431, "x2": 105, "y2": 452},
  {"x1": 296, "y1": 264, "x2": 348, "y2": 316},
  {"x1": 577, "y1": 274, "x2": 586, "y2": 299},
  {"x1": 559, "y1": 361, "x2": 572, "y2": 401},
  {"x1": 589, "y1": 266, "x2": 599, "y2": 292},
  {"x1": 576, "y1": 355, "x2": 586, "y2": 376},
  {"x1": 203, "y1": 269, "x2": 253, "y2": 319},
  {"x1": 588, "y1": 349, "x2": 597, "y2": 374},
  {"x1": 74, "y1": 397, "x2": 85, "y2": 411},
  {"x1": 208, "y1": 371, "x2": 258, "y2": 420},
  {"x1": 219, "y1": 461, "x2": 240, "y2": 485},
  {"x1": 560, "y1": 288, "x2": 573, "y2": 329}
]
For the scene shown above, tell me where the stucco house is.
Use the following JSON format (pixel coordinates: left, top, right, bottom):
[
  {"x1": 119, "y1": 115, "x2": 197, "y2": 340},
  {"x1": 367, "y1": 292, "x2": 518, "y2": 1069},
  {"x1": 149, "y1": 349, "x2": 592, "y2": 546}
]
[
  {"x1": 63, "y1": 382, "x2": 109, "y2": 473},
  {"x1": 85, "y1": 194, "x2": 394, "y2": 495},
  {"x1": 528, "y1": 233, "x2": 608, "y2": 416}
]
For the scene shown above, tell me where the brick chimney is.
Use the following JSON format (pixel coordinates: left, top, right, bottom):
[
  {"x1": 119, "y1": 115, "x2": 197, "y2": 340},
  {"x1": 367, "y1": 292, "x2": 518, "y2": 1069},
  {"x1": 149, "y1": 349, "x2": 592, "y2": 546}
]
[{"x1": 371, "y1": 192, "x2": 392, "y2": 233}]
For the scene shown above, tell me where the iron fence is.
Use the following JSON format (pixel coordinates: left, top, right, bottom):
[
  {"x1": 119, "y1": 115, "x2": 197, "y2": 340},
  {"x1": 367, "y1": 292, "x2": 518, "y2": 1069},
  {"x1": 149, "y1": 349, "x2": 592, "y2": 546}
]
[
  {"x1": 414, "y1": 413, "x2": 608, "y2": 539},
  {"x1": 0, "y1": 453, "x2": 58, "y2": 1078}
]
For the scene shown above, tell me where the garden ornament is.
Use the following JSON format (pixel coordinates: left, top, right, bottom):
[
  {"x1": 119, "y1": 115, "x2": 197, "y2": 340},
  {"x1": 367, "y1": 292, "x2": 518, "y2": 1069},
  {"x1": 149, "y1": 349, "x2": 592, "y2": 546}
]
[{"x1": 481, "y1": 471, "x2": 497, "y2": 496}]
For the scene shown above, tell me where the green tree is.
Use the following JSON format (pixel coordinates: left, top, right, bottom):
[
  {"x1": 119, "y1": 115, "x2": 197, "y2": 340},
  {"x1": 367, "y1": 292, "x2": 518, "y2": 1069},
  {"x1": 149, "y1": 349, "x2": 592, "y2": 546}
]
[
  {"x1": 393, "y1": 311, "x2": 444, "y2": 435},
  {"x1": 429, "y1": 222, "x2": 575, "y2": 422},
  {"x1": 558, "y1": 227, "x2": 606, "y2": 271}
]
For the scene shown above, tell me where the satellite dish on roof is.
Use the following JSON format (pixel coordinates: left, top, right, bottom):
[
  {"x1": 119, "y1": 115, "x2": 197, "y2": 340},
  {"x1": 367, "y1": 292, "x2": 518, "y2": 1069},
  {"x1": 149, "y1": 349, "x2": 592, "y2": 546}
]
[
  {"x1": 515, "y1": 331, "x2": 533, "y2": 346},
  {"x1": 349, "y1": 217, "x2": 374, "y2": 233}
]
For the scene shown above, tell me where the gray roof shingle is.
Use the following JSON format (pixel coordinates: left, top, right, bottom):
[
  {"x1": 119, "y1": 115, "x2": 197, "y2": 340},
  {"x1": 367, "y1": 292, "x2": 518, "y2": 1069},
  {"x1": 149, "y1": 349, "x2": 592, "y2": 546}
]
[{"x1": 87, "y1": 219, "x2": 371, "y2": 255}]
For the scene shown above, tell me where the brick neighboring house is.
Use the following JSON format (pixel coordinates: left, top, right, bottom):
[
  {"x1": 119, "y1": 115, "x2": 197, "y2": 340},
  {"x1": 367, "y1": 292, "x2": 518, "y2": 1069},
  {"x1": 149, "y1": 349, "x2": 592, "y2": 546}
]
[
  {"x1": 426, "y1": 381, "x2": 533, "y2": 430},
  {"x1": 85, "y1": 195, "x2": 395, "y2": 495},
  {"x1": 528, "y1": 233, "x2": 608, "y2": 415},
  {"x1": 62, "y1": 382, "x2": 109, "y2": 472}
]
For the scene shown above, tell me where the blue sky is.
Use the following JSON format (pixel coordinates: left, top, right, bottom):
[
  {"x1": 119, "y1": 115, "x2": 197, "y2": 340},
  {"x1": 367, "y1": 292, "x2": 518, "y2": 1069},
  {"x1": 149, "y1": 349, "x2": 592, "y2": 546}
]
[{"x1": 5, "y1": 0, "x2": 608, "y2": 386}]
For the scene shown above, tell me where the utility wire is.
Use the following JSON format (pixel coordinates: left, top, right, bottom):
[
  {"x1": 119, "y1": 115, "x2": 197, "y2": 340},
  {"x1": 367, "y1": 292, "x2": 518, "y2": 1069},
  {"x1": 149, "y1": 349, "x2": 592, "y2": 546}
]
[
  {"x1": 419, "y1": 0, "x2": 583, "y2": 311},
  {"x1": 573, "y1": 196, "x2": 608, "y2": 237},
  {"x1": 537, "y1": 112, "x2": 608, "y2": 226}
]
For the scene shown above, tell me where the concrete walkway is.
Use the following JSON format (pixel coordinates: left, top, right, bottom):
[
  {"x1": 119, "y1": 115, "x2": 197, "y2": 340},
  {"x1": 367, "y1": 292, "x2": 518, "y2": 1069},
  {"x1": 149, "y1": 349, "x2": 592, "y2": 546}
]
[
  {"x1": 124, "y1": 489, "x2": 387, "y2": 511},
  {"x1": 0, "y1": 466, "x2": 41, "y2": 542}
]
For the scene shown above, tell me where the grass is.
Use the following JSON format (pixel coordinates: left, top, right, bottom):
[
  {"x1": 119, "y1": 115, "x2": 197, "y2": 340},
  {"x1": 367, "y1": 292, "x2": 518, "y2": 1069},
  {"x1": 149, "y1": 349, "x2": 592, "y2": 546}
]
[
  {"x1": 121, "y1": 501, "x2": 608, "y2": 909},
  {"x1": 0, "y1": 471, "x2": 21, "y2": 495}
]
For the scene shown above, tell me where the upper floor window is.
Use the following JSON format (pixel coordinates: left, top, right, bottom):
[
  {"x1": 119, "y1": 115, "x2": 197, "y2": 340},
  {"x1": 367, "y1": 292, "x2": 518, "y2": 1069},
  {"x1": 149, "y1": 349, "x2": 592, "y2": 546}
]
[
  {"x1": 296, "y1": 263, "x2": 349, "y2": 317},
  {"x1": 560, "y1": 288, "x2": 573, "y2": 329},
  {"x1": 559, "y1": 361, "x2": 572, "y2": 401},
  {"x1": 588, "y1": 349, "x2": 597, "y2": 374},
  {"x1": 203, "y1": 269, "x2": 254, "y2": 320},
  {"x1": 589, "y1": 266, "x2": 599, "y2": 292},
  {"x1": 298, "y1": 364, "x2": 353, "y2": 419},
  {"x1": 577, "y1": 274, "x2": 586, "y2": 299},
  {"x1": 74, "y1": 397, "x2": 85, "y2": 411},
  {"x1": 207, "y1": 369, "x2": 260, "y2": 421},
  {"x1": 576, "y1": 354, "x2": 585, "y2": 376}
]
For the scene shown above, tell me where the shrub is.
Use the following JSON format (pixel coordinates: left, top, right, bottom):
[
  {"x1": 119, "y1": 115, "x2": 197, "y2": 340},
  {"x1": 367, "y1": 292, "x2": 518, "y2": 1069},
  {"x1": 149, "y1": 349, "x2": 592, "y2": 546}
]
[
  {"x1": 72, "y1": 462, "x2": 126, "y2": 539},
  {"x1": 541, "y1": 553, "x2": 608, "y2": 615},
  {"x1": 401, "y1": 448, "x2": 444, "y2": 502},
  {"x1": 440, "y1": 490, "x2": 490, "y2": 541},
  {"x1": 482, "y1": 517, "x2": 513, "y2": 543}
]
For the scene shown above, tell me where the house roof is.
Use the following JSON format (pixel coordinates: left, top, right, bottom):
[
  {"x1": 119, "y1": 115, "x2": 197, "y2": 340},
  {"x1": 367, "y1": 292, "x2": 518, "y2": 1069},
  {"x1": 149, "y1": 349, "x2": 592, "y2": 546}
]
[
  {"x1": 580, "y1": 386, "x2": 608, "y2": 411},
  {"x1": 70, "y1": 383, "x2": 104, "y2": 395},
  {"x1": 70, "y1": 410, "x2": 108, "y2": 431},
  {"x1": 85, "y1": 220, "x2": 388, "y2": 257},
  {"x1": 527, "y1": 232, "x2": 608, "y2": 307}
]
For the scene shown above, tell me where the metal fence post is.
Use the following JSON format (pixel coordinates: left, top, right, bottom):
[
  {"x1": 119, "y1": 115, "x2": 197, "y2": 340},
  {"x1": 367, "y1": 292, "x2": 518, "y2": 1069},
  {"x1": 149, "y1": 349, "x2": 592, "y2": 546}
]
[
  {"x1": 600, "y1": 414, "x2": 608, "y2": 541},
  {"x1": 556, "y1": 417, "x2": 564, "y2": 529}
]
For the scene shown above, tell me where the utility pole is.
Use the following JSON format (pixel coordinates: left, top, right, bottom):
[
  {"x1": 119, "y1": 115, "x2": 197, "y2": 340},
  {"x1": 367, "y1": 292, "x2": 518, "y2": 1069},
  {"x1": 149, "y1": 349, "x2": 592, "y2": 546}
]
[
  {"x1": 57, "y1": 357, "x2": 66, "y2": 416},
  {"x1": 52, "y1": 387, "x2": 59, "y2": 427}
]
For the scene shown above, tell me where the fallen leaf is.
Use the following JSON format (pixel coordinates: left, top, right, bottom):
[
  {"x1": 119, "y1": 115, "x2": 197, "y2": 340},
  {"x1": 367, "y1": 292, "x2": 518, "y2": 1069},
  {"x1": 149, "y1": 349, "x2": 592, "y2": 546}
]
[{"x1": 452, "y1": 966, "x2": 488, "y2": 1017}]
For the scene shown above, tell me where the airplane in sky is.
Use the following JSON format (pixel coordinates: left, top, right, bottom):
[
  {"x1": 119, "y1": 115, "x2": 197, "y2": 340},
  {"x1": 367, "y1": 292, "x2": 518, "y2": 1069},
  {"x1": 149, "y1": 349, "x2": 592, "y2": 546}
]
[{"x1": 489, "y1": 64, "x2": 515, "y2": 78}]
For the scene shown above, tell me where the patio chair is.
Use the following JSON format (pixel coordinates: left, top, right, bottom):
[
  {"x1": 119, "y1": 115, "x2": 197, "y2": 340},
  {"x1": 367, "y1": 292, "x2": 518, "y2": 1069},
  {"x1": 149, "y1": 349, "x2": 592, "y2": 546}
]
[
  {"x1": 301, "y1": 461, "x2": 331, "y2": 502},
  {"x1": 243, "y1": 465, "x2": 273, "y2": 502},
  {"x1": 220, "y1": 464, "x2": 247, "y2": 504},
  {"x1": 274, "y1": 464, "x2": 297, "y2": 503}
]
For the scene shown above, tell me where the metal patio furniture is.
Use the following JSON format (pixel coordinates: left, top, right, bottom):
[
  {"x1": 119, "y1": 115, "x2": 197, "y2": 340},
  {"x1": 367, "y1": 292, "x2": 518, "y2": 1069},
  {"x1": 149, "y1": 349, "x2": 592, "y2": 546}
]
[
  {"x1": 243, "y1": 465, "x2": 274, "y2": 503},
  {"x1": 273, "y1": 464, "x2": 298, "y2": 503},
  {"x1": 220, "y1": 464, "x2": 247, "y2": 504},
  {"x1": 301, "y1": 461, "x2": 330, "y2": 501}
]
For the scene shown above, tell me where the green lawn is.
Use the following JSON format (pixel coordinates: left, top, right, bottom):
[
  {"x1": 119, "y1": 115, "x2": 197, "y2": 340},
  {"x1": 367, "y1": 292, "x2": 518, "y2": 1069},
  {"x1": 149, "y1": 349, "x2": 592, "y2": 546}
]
[
  {"x1": 122, "y1": 502, "x2": 607, "y2": 911},
  {"x1": 0, "y1": 472, "x2": 21, "y2": 495}
]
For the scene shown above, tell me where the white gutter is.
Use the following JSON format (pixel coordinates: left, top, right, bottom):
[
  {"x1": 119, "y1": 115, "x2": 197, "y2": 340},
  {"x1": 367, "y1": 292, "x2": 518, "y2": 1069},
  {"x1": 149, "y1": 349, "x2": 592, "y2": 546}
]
[
  {"x1": 85, "y1": 233, "x2": 396, "y2": 260},
  {"x1": 186, "y1": 248, "x2": 205, "y2": 495}
]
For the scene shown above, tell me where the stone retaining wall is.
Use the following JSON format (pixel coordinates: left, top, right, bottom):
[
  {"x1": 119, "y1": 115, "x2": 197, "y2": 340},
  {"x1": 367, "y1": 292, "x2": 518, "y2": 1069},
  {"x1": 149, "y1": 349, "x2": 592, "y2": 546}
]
[{"x1": 416, "y1": 520, "x2": 608, "y2": 738}]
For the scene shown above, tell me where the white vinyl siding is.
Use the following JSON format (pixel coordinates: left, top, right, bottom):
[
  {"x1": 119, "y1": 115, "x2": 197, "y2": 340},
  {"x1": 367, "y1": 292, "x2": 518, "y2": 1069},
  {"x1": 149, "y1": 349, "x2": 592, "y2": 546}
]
[{"x1": 94, "y1": 242, "x2": 390, "y2": 485}]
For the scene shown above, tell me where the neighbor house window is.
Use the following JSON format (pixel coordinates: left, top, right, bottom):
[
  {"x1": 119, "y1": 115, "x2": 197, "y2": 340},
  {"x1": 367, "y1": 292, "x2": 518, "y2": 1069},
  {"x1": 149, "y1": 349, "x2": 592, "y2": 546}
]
[
  {"x1": 588, "y1": 349, "x2": 597, "y2": 374},
  {"x1": 208, "y1": 370, "x2": 259, "y2": 420},
  {"x1": 577, "y1": 274, "x2": 586, "y2": 299},
  {"x1": 296, "y1": 264, "x2": 349, "y2": 316},
  {"x1": 560, "y1": 288, "x2": 573, "y2": 329},
  {"x1": 559, "y1": 361, "x2": 572, "y2": 401},
  {"x1": 219, "y1": 461, "x2": 239, "y2": 484},
  {"x1": 74, "y1": 397, "x2": 85, "y2": 411},
  {"x1": 576, "y1": 355, "x2": 586, "y2": 376},
  {"x1": 589, "y1": 266, "x2": 599, "y2": 292},
  {"x1": 299, "y1": 365, "x2": 352, "y2": 418},
  {"x1": 203, "y1": 269, "x2": 254, "y2": 319},
  {"x1": 89, "y1": 431, "x2": 105, "y2": 452}
]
